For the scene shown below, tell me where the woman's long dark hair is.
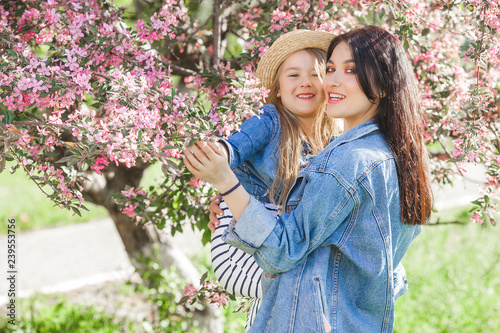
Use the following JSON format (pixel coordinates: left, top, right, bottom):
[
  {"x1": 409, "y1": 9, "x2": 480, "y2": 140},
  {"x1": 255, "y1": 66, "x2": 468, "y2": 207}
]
[{"x1": 327, "y1": 25, "x2": 432, "y2": 225}]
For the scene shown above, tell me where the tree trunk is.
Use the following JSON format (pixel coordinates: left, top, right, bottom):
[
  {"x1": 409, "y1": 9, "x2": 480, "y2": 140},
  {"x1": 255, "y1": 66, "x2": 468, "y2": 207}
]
[{"x1": 82, "y1": 164, "x2": 223, "y2": 332}]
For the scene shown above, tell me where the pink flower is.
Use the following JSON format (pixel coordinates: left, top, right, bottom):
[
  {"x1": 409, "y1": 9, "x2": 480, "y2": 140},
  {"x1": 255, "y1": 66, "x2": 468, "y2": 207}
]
[
  {"x1": 122, "y1": 203, "x2": 139, "y2": 218},
  {"x1": 471, "y1": 211, "x2": 484, "y2": 225},
  {"x1": 189, "y1": 177, "x2": 206, "y2": 189},
  {"x1": 184, "y1": 283, "x2": 197, "y2": 297},
  {"x1": 90, "y1": 155, "x2": 109, "y2": 175},
  {"x1": 121, "y1": 187, "x2": 137, "y2": 198}
]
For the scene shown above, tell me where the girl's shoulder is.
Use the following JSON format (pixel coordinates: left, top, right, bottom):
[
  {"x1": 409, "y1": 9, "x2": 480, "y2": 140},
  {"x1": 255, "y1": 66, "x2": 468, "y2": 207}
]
[{"x1": 258, "y1": 104, "x2": 280, "y2": 120}]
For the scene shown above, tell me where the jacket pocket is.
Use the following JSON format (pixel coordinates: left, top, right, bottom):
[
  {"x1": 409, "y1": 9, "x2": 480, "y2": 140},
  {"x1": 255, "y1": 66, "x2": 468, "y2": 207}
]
[{"x1": 314, "y1": 277, "x2": 331, "y2": 333}]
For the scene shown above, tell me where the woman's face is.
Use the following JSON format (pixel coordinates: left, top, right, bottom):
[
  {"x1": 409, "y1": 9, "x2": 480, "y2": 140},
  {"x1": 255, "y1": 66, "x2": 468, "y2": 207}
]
[
  {"x1": 277, "y1": 50, "x2": 325, "y2": 124},
  {"x1": 323, "y1": 42, "x2": 379, "y2": 131}
]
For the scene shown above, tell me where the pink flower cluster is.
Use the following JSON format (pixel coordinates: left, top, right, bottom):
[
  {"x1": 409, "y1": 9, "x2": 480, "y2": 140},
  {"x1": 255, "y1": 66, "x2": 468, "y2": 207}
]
[{"x1": 182, "y1": 279, "x2": 229, "y2": 308}]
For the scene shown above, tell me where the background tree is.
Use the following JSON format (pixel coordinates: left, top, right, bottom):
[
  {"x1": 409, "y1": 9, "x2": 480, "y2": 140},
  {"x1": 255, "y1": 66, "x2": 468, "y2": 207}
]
[{"x1": 1, "y1": 0, "x2": 499, "y2": 313}]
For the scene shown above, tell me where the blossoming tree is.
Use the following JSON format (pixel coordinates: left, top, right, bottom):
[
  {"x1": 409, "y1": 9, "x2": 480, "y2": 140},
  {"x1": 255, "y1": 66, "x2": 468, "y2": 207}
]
[{"x1": 1, "y1": 0, "x2": 499, "y2": 311}]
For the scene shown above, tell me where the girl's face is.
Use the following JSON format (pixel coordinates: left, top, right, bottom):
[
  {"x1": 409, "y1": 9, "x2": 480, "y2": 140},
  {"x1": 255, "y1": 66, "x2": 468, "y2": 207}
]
[
  {"x1": 277, "y1": 50, "x2": 324, "y2": 124},
  {"x1": 323, "y1": 42, "x2": 379, "y2": 131}
]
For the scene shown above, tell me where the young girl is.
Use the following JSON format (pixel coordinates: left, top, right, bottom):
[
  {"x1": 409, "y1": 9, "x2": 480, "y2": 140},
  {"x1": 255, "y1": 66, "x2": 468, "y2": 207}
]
[
  {"x1": 208, "y1": 30, "x2": 338, "y2": 330},
  {"x1": 184, "y1": 25, "x2": 432, "y2": 332}
]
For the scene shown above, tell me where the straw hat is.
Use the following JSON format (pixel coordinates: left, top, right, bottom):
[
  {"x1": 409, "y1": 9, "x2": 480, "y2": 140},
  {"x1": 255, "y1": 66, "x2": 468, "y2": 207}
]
[{"x1": 255, "y1": 30, "x2": 336, "y2": 92}]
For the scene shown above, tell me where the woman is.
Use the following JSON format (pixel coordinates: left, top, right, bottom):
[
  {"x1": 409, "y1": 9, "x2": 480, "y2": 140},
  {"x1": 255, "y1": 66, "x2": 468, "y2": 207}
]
[{"x1": 185, "y1": 25, "x2": 432, "y2": 332}]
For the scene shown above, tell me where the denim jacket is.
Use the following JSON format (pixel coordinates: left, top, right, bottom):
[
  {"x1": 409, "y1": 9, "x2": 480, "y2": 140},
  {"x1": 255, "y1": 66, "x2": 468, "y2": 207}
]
[
  {"x1": 222, "y1": 120, "x2": 422, "y2": 332},
  {"x1": 222, "y1": 104, "x2": 282, "y2": 204}
]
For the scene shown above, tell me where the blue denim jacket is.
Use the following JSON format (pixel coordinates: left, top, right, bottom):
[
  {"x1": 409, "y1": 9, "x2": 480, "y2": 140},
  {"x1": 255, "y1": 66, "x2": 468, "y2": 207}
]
[
  {"x1": 222, "y1": 120, "x2": 422, "y2": 332},
  {"x1": 222, "y1": 104, "x2": 282, "y2": 204}
]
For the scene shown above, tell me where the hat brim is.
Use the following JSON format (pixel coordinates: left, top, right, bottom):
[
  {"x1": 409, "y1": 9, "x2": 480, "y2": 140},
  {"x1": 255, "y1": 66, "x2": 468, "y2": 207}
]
[{"x1": 255, "y1": 30, "x2": 336, "y2": 91}]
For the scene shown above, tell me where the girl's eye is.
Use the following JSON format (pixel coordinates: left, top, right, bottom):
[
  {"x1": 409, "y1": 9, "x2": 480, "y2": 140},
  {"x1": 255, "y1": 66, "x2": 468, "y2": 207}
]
[
  {"x1": 326, "y1": 67, "x2": 335, "y2": 73},
  {"x1": 312, "y1": 73, "x2": 319, "y2": 77},
  {"x1": 346, "y1": 68, "x2": 356, "y2": 74},
  {"x1": 289, "y1": 73, "x2": 299, "y2": 77}
]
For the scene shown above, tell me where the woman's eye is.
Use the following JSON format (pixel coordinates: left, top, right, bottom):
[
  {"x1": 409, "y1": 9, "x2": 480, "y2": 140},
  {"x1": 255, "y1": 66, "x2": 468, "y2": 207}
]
[
  {"x1": 289, "y1": 73, "x2": 299, "y2": 77},
  {"x1": 326, "y1": 67, "x2": 335, "y2": 73},
  {"x1": 312, "y1": 73, "x2": 319, "y2": 77},
  {"x1": 346, "y1": 68, "x2": 356, "y2": 74}
]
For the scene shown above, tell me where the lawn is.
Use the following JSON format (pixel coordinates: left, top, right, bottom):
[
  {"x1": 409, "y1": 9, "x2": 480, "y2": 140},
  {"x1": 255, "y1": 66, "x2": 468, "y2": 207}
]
[
  {"x1": 394, "y1": 222, "x2": 500, "y2": 333},
  {"x1": 0, "y1": 161, "x2": 109, "y2": 234}
]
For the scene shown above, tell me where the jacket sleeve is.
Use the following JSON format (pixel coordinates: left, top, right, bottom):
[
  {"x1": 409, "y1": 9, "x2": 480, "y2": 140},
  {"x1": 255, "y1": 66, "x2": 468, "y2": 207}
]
[
  {"x1": 221, "y1": 105, "x2": 279, "y2": 170},
  {"x1": 222, "y1": 171, "x2": 355, "y2": 274}
]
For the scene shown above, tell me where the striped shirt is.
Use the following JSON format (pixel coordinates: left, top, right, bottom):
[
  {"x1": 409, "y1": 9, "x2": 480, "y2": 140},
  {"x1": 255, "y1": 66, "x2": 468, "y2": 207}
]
[{"x1": 211, "y1": 200, "x2": 280, "y2": 331}]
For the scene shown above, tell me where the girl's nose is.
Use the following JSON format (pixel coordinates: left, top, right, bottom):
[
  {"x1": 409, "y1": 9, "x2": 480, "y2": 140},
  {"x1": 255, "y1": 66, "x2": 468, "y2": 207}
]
[{"x1": 301, "y1": 76, "x2": 312, "y2": 87}]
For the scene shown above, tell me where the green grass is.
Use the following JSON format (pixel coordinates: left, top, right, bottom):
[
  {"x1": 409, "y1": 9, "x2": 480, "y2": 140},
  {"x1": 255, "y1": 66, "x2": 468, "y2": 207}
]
[
  {"x1": 0, "y1": 295, "x2": 137, "y2": 332},
  {"x1": 394, "y1": 222, "x2": 500, "y2": 332},
  {"x1": 0, "y1": 161, "x2": 166, "y2": 234},
  {"x1": 0, "y1": 161, "x2": 109, "y2": 234}
]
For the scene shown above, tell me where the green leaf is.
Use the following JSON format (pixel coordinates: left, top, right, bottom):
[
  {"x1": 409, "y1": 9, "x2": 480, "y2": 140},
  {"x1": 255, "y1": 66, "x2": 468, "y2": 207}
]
[
  {"x1": 379, "y1": 8, "x2": 386, "y2": 20},
  {"x1": 199, "y1": 272, "x2": 208, "y2": 285},
  {"x1": 467, "y1": 5, "x2": 474, "y2": 12},
  {"x1": 72, "y1": 207, "x2": 82, "y2": 217},
  {"x1": 6, "y1": 49, "x2": 17, "y2": 57},
  {"x1": 422, "y1": 28, "x2": 430, "y2": 36},
  {"x1": 38, "y1": 91, "x2": 49, "y2": 98},
  {"x1": 403, "y1": 39, "x2": 410, "y2": 51},
  {"x1": 88, "y1": 25, "x2": 99, "y2": 34}
]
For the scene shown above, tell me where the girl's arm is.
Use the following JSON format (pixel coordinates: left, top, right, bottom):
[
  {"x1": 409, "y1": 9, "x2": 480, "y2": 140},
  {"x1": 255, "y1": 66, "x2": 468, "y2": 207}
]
[{"x1": 221, "y1": 105, "x2": 278, "y2": 169}]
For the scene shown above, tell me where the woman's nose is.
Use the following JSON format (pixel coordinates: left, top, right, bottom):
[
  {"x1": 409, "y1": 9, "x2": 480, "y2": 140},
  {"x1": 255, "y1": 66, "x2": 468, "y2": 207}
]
[{"x1": 323, "y1": 74, "x2": 340, "y2": 88}]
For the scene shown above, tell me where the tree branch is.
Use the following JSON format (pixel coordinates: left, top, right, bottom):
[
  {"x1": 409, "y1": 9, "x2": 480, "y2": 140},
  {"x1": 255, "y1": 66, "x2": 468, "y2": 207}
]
[
  {"x1": 212, "y1": 0, "x2": 221, "y2": 68},
  {"x1": 426, "y1": 219, "x2": 469, "y2": 226}
]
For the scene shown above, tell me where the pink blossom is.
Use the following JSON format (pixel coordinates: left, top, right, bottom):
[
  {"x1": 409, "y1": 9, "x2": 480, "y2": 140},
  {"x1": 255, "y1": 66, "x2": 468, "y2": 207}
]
[
  {"x1": 471, "y1": 211, "x2": 484, "y2": 224},
  {"x1": 189, "y1": 177, "x2": 206, "y2": 189},
  {"x1": 184, "y1": 283, "x2": 197, "y2": 297},
  {"x1": 90, "y1": 155, "x2": 109, "y2": 175},
  {"x1": 121, "y1": 187, "x2": 137, "y2": 198},
  {"x1": 122, "y1": 203, "x2": 139, "y2": 218}
]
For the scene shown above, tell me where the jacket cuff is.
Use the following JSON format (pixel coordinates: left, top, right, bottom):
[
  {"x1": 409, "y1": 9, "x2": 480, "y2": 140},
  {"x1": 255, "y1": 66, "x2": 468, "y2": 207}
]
[
  {"x1": 219, "y1": 138, "x2": 237, "y2": 170},
  {"x1": 221, "y1": 196, "x2": 277, "y2": 254}
]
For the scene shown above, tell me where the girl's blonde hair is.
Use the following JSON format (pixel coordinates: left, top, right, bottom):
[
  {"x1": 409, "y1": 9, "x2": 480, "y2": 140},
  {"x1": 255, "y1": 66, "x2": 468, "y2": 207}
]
[{"x1": 268, "y1": 48, "x2": 340, "y2": 211}]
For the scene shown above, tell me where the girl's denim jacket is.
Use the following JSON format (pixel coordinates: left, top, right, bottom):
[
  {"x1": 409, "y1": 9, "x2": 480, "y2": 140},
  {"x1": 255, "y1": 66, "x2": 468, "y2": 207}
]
[
  {"x1": 222, "y1": 104, "x2": 282, "y2": 204},
  {"x1": 222, "y1": 120, "x2": 422, "y2": 332}
]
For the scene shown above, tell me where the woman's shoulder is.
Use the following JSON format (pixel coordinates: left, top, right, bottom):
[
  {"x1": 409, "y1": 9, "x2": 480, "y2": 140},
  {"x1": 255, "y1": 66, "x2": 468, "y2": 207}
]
[{"x1": 313, "y1": 131, "x2": 394, "y2": 177}]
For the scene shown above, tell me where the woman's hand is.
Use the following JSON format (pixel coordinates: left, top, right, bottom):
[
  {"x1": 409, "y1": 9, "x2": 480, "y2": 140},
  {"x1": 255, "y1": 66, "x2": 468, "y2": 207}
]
[
  {"x1": 208, "y1": 193, "x2": 223, "y2": 232},
  {"x1": 183, "y1": 140, "x2": 239, "y2": 193},
  {"x1": 184, "y1": 140, "x2": 251, "y2": 221}
]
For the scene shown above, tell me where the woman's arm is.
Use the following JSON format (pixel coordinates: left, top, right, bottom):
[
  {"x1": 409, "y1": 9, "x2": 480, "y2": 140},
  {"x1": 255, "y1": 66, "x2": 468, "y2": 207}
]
[{"x1": 184, "y1": 141, "x2": 353, "y2": 274}]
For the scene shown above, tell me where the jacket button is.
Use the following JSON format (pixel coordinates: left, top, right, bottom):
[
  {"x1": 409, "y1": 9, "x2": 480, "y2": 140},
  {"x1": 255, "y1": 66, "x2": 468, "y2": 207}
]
[{"x1": 265, "y1": 273, "x2": 275, "y2": 278}]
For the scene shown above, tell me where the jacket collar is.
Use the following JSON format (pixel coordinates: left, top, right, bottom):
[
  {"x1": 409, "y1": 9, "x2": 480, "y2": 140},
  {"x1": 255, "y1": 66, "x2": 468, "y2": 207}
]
[{"x1": 328, "y1": 119, "x2": 380, "y2": 150}]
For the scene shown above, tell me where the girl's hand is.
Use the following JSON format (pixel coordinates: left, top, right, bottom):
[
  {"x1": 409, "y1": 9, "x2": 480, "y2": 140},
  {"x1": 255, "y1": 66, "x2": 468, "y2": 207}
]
[
  {"x1": 183, "y1": 140, "x2": 239, "y2": 193},
  {"x1": 208, "y1": 193, "x2": 223, "y2": 232}
]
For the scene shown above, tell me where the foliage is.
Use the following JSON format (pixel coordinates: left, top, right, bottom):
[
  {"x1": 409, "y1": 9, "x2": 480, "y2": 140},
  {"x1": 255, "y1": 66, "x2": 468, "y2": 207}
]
[
  {"x1": 0, "y1": 298, "x2": 136, "y2": 332},
  {"x1": 130, "y1": 246, "x2": 230, "y2": 332}
]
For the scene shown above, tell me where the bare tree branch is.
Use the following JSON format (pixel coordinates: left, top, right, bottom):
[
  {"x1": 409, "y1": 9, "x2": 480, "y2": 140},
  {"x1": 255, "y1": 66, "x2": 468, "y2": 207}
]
[{"x1": 212, "y1": 0, "x2": 221, "y2": 67}]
